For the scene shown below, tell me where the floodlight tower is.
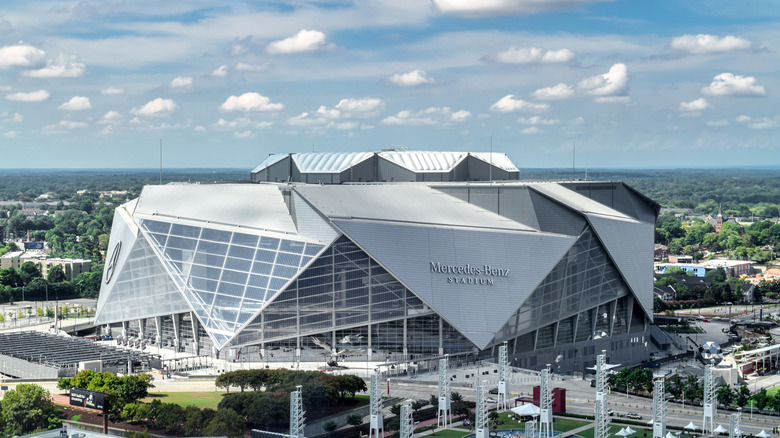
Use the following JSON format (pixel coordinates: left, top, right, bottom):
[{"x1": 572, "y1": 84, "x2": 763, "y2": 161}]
[
  {"x1": 703, "y1": 362, "x2": 717, "y2": 434},
  {"x1": 592, "y1": 350, "x2": 615, "y2": 438},
  {"x1": 475, "y1": 381, "x2": 489, "y2": 438},
  {"x1": 400, "y1": 400, "x2": 414, "y2": 438},
  {"x1": 369, "y1": 371, "x2": 384, "y2": 438},
  {"x1": 437, "y1": 355, "x2": 452, "y2": 428},
  {"x1": 526, "y1": 418, "x2": 537, "y2": 438},
  {"x1": 290, "y1": 385, "x2": 305, "y2": 438},
  {"x1": 652, "y1": 379, "x2": 666, "y2": 438},
  {"x1": 539, "y1": 364, "x2": 553, "y2": 437},
  {"x1": 498, "y1": 343, "x2": 510, "y2": 410},
  {"x1": 729, "y1": 409, "x2": 741, "y2": 438}
]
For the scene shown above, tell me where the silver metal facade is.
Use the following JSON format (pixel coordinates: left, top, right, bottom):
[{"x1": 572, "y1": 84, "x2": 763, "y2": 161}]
[{"x1": 95, "y1": 178, "x2": 658, "y2": 370}]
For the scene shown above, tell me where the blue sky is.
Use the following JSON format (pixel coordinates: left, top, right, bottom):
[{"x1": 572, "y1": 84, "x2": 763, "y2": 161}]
[{"x1": 1, "y1": 0, "x2": 778, "y2": 169}]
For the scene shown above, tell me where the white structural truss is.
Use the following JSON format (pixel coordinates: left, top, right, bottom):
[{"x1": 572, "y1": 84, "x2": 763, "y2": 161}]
[
  {"x1": 526, "y1": 419, "x2": 537, "y2": 438},
  {"x1": 539, "y1": 364, "x2": 553, "y2": 437},
  {"x1": 369, "y1": 372, "x2": 384, "y2": 438},
  {"x1": 593, "y1": 350, "x2": 617, "y2": 438},
  {"x1": 437, "y1": 355, "x2": 452, "y2": 428},
  {"x1": 475, "y1": 382, "x2": 489, "y2": 438},
  {"x1": 400, "y1": 400, "x2": 414, "y2": 438},
  {"x1": 290, "y1": 385, "x2": 305, "y2": 438},
  {"x1": 703, "y1": 363, "x2": 716, "y2": 434},
  {"x1": 729, "y1": 410, "x2": 742, "y2": 438},
  {"x1": 652, "y1": 379, "x2": 666, "y2": 438},
  {"x1": 498, "y1": 343, "x2": 510, "y2": 410}
]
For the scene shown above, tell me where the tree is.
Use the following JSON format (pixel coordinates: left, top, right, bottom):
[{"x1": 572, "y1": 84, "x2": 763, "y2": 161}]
[
  {"x1": 716, "y1": 385, "x2": 735, "y2": 407},
  {"x1": 390, "y1": 403, "x2": 401, "y2": 416},
  {"x1": 203, "y1": 408, "x2": 245, "y2": 438},
  {"x1": 1, "y1": 383, "x2": 62, "y2": 436},
  {"x1": 322, "y1": 419, "x2": 339, "y2": 436},
  {"x1": 155, "y1": 403, "x2": 185, "y2": 434},
  {"x1": 429, "y1": 394, "x2": 439, "y2": 408},
  {"x1": 345, "y1": 413, "x2": 364, "y2": 429},
  {"x1": 19, "y1": 261, "x2": 42, "y2": 285},
  {"x1": 47, "y1": 265, "x2": 67, "y2": 283},
  {"x1": 735, "y1": 385, "x2": 751, "y2": 408}
]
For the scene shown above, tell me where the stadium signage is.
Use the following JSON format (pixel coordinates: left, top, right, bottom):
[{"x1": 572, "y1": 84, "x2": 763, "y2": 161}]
[
  {"x1": 429, "y1": 262, "x2": 510, "y2": 286},
  {"x1": 69, "y1": 388, "x2": 109, "y2": 412},
  {"x1": 104, "y1": 241, "x2": 122, "y2": 284}
]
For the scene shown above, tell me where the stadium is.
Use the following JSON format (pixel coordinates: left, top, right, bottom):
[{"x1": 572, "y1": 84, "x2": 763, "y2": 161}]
[{"x1": 95, "y1": 151, "x2": 658, "y2": 373}]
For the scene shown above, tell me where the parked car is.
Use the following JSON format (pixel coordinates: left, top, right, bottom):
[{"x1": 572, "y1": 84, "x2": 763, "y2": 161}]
[
  {"x1": 607, "y1": 409, "x2": 613, "y2": 416},
  {"x1": 626, "y1": 412, "x2": 642, "y2": 420},
  {"x1": 489, "y1": 387, "x2": 499, "y2": 394}
]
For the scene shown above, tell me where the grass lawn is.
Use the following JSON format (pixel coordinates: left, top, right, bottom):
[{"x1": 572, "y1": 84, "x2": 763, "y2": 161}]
[
  {"x1": 428, "y1": 430, "x2": 471, "y2": 438},
  {"x1": 142, "y1": 391, "x2": 225, "y2": 409}
]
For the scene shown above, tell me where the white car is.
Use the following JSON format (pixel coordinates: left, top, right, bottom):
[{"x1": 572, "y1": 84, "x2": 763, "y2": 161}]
[{"x1": 485, "y1": 397, "x2": 498, "y2": 403}]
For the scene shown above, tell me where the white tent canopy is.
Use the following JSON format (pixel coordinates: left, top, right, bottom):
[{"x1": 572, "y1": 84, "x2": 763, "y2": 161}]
[
  {"x1": 757, "y1": 431, "x2": 771, "y2": 438},
  {"x1": 625, "y1": 426, "x2": 637, "y2": 435},
  {"x1": 685, "y1": 422, "x2": 699, "y2": 431},
  {"x1": 510, "y1": 404, "x2": 541, "y2": 417},
  {"x1": 616, "y1": 428, "x2": 630, "y2": 437},
  {"x1": 714, "y1": 425, "x2": 728, "y2": 434}
]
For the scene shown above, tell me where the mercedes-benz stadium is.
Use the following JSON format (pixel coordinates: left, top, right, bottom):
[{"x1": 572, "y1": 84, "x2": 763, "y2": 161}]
[{"x1": 95, "y1": 151, "x2": 658, "y2": 373}]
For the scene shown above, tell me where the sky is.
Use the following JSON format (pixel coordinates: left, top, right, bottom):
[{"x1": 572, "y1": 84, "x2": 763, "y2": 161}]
[{"x1": 0, "y1": 0, "x2": 778, "y2": 169}]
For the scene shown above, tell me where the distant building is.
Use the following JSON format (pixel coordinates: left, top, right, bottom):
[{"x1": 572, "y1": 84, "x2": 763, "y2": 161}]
[
  {"x1": 0, "y1": 250, "x2": 91, "y2": 280},
  {"x1": 654, "y1": 244, "x2": 669, "y2": 261},
  {"x1": 0, "y1": 251, "x2": 25, "y2": 270},
  {"x1": 668, "y1": 255, "x2": 693, "y2": 264},
  {"x1": 654, "y1": 259, "x2": 754, "y2": 279}
]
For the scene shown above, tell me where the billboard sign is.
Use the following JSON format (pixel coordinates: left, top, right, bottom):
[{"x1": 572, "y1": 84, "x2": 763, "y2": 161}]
[
  {"x1": 69, "y1": 388, "x2": 109, "y2": 412},
  {"x1": 24, "y1": 241, "x2": 44, "y2": 250}
]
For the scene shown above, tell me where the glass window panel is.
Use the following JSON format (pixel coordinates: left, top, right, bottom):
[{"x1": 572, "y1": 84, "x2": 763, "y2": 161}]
[
  {"x1": 225, "y1": 257, "x2": 252, "y2": 272},
  {"x1": 244, "y1": 287, "x2": 265, "y2": 301},
  {"x1": 198, "y1": 240, "x2": 228, "y2": 256},
  {"x1": 193, "y1": 252, "x2": 225, "y2": 267},
  {"x1": 255, "y1": 250, "x2": 276, "y2": 263},
  {"x1": 190, "y1": 265, "x2": 222, "y2": 280},
  {"x1": 232, "y1": 233, "x2": 259, "y2": 247},
  {"x1": 269, "y1": 277, "x2": 289, "y2": 291},
  {"x1": 304, "y1": 243, "x2": 323, "y2": 256},
  {"x1": 170, "y1": 224, "x2": 201, "y2": 238},
  {"x1": 166, "y1": 236, "x2": 197, "y2": 251},
  {"x1": 221, "y1": 270, "x2": 248, "y2": 285},
  {"x1": 249, "y1": 274, "x2": 269, "y2": 289},
  {"x1": 272, "y1": 265, "x2": 298, "y2": 279},
  {"x1": 280, "y1": 239, "x2": 306, "y2": 254},
  {"x1": 142, "y1": 220, "x2": 171, "y2": 234},
  {"x1": 251, "y1": 262, "x2": 273, "y2": 275},
  {"x1": 148, "y1": 233, "x2": 168, "y2": 247},
  {"x1": 217, "y1": 282, "x2": 244, "y2": 297},
  {"x1": 228, "y1": 245, "x2": 256, "y2": 260},
  {"x1": 259, "y1": 237, "x2": 280, "y2": 250},
  {"x1": 201, "y1": 228, "x2": 232, "y2": 242},
  {"x1": 190, "y1": 277, "x2": 218, "y2": 291},
  {"x1": 276, "y1": 252, "x2": 301, "y2": 267}
]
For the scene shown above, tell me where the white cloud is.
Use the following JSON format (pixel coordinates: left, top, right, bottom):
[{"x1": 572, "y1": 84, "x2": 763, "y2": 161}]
[
  {"x1": 387, "y1": 70, "x2": 435, "y2": 87},
  {"x1": 334, "y1": 121, "x2": 359, "y2": 130},
  {"x1": 1, "y1": 112, "x2": 23, "y2": 123},
  {"x1": 578, "y1": 63, "x2": 629, "y2": 97},
  {"x1": 267, "y1": 29, "x2": 332, "y2": 54},
  {"x1": 490, "y1": 95, "x2": 549, "y2": 112},
  {"x1": 287, "y1": 112, "x2": 331, "y2": 127},
  {"x1": 59, "y1": 96, "x2": 92, "y2": 111},
  {"x1": 490, "y1": 47, "x2": 574, "y2": 64},
  {"x1": 48, "y1": 120, "x2": 89, "y2": 130},
  {"x1": 219, "y1": 92, "x2": 283, "y2": 112},
  {"x1": 101, "y1": 87, "x2": 124, "y2": 95},
  {"x1": 381, "y1": 107, "x2": 471, "y2": 125},
  {"x1": 593, "y1": 96, "x2": 631, "y2": 104},
  {"x1": 211, "y1": 65, "x2": 228, "y2": 77},
  {"x1": 518, "y1": 116, "x2": 560, "y2": 125},
  {"x1": 131, "y1": 98, "x2": 177, "y2": 116},
  {"x1": 678, "y1": 97, "x2": 708, "y2": 112},
  {"x1": 735, "y1": 115, "x2": 751, "y2": 123},
  {"x1": 335, "y1": 97, "x2": 385, "y2": 116},
  {"x1": 23, "y1": 53, "x2": 85, "y2": 78},
  {"x1": 706, "y1": 120, "x2": 729, "y2": 127},
  {"x1": 749, "y1": 117, "x2": 779, "y2": 130},
  {"x1": 170, "y1": 76, "x2": 193, "y2": 88},
  {"x1": 0, "y1": 44, "x2": 45, "y2": 68},
  {"x1": 102, "y1": 111, "x2": 121, "y2": 121},
  {"x1": 236, "y1": 62, "x2": 270, "y2": 72},
  {"x1": 531, "y1": 83, "x2": 574, "y2": 100},
  {"x1": 670, "y1": 34, "x2": 751, "y2": 54},
  {"x1": 194, "y1": 126, "x2": 207, "y2": 132},
  {"x1": 212, "y1": 117, "x2": 274, "y2": 130},
  {"x1": 432, "y1": 0, "x2": 611, "y2": 17},
  {"x1": 4, "y1": 131, "x2": 17, "y2": 138},
  {"x1": 521, "y1": 126, "x2": 542, "y2": 134},
  {"x1": 702, "y1": 73, "x2": 766, "y2": 97},
  {"x1": 5, "y1": 90, "x2": 50, "y2": 102},
  {"x1": 234, "y1": 130, "x2": 253, "y2": 138}
]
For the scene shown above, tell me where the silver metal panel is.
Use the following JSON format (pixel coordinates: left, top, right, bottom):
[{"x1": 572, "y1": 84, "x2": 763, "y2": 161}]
[
  {"x1": 379, "y1": 151, "x2": 467, "y2": 172},
  {"x1": 377, "y1": 158, "x2": 416, "y2": 182},
  {"x1": 470, "y1": 153, "x2": 519, "y2": 172},
  {"x1": 586, "y1": 214, "x2": 654, "y2": 318},
  {"x1": 333, "y1": 219, "x2": 576, "y2": 349},
  {"x1": 250, "y1": 153, "x2": 288, "y2": 174},
  {"x1": 296, "y1": 184, "x2": 536, "y2": 232},
  {"x1": 528, "y1": 189, "x2": 587, "y2": 235},
  {"x1": 134, "y1": 184, "x2": 297, "y2": 234},
  {"x1": 293, "y1": 152, "x2": 374, "y2": 173},
  {"x1": 95, "y1": 204, "x2": 140, "y2": 317},
  {"x1": 290, "y1": 190, "x2": 341, "y2": 243},
  {"x1": 530, "y1": 183, "x2": 632, "y2": 219}
]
